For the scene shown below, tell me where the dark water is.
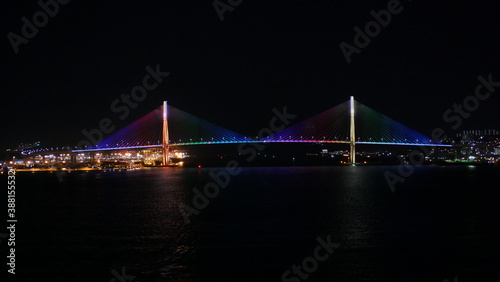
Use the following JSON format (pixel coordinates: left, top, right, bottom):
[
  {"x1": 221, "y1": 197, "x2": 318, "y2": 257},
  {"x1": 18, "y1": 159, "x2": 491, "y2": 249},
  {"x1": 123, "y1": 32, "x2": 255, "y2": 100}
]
[{"x1": 7, "y1": 165, "x2": 500, "y2": 281}]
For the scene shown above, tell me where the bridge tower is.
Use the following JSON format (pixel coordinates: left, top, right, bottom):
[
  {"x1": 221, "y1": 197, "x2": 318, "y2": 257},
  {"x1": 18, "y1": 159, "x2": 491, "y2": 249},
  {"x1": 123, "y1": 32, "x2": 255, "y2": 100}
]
[
  {"x1": 162, "y1": 101, "x2": 169, "y2": 165},
  {"x1": 350, "y1": 96, "x2": 356, "y2": 164}
]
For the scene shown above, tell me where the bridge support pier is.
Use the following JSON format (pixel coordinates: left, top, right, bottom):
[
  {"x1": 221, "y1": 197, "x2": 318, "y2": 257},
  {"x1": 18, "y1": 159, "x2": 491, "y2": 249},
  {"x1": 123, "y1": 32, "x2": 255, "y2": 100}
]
[
  {"x1": 162, "y1": 101, "x2": 170, "y2": 165},
  {"x1": 350, "y1": 96, "x2": 356, "y2": 165}
]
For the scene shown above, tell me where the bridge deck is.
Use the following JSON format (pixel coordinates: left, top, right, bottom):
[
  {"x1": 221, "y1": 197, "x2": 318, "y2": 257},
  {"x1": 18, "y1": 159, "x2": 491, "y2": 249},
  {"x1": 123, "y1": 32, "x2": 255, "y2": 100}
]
[{"x1": 71, "y1": 140, "x2": 451, "y2": 153}]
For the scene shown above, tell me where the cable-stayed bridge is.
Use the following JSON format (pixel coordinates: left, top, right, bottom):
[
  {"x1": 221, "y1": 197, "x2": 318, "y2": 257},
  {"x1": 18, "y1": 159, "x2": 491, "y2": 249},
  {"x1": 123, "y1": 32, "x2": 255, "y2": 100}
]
[{"x1": 52, "y1": 97, "x2": 450, "y2": 165}]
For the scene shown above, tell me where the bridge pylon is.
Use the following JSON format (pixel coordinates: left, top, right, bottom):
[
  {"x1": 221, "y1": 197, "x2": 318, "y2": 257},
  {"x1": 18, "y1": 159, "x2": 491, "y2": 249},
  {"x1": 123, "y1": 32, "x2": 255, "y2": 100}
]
[
  {"x1": 350, "y1": 96, "x2": 356, "y2": 164},
  {"x1": 162, "y1": 101, "x2": 169, "y2": 165}
]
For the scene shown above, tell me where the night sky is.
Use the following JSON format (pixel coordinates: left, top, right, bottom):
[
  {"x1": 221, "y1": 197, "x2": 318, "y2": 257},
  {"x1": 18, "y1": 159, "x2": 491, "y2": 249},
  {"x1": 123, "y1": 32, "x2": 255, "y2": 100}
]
[{"x1": 1, "y1": 0, "x2": 499, "y2": 150}]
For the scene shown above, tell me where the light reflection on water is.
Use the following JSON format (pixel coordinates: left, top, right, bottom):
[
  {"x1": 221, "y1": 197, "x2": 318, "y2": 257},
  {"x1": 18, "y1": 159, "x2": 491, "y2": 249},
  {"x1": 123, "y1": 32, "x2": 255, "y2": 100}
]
[{"x1": 15, "y1": 165, "x2": 500, "y2": 281}]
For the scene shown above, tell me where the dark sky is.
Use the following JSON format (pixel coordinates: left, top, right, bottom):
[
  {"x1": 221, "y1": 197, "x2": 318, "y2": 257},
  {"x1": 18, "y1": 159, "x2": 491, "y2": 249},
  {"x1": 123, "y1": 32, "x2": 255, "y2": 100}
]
[{"x1": 1, "y1": 0, "x2": 499, "y2": 149}]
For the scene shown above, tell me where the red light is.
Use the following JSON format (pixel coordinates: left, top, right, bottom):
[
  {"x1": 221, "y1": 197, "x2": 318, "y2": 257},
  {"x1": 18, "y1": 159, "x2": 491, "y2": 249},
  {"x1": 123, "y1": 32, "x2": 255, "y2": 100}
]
[{"x1": 197, "y1": 165, "x2": 202, "y2": 168}]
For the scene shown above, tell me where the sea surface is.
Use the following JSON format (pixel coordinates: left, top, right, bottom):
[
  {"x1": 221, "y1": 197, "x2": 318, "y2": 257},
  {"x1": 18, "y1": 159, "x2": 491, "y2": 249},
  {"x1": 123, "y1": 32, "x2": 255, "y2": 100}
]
[{"x1": 7, "y1": 165, "x2": 500, "y2": 281}]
